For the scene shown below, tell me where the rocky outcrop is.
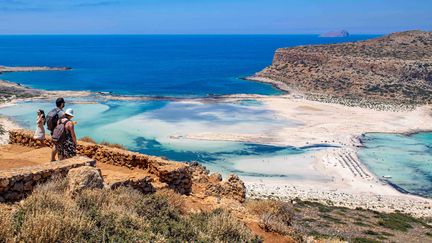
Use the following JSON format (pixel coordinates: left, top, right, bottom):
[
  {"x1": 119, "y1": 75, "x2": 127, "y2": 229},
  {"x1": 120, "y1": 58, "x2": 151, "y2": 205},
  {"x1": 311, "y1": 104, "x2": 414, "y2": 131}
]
[
  {"x1": 204, "y1": 174, "x2": 247, "y2": 203},
  {"x1": 188, "y1": 162, "x2": 247, "y2": 202},
  {"x1": 66, "y1": 166, "x2": 104, "y2": 196},
  {"x1": 0, "y1": 156, "x2": 95, "y2": 202},
  {"x1": 109, "y1": 177, "x2": 155, "y2": 194},
  {"x1": 251, "y1": 30, "x2": 432, "y2": 104}
]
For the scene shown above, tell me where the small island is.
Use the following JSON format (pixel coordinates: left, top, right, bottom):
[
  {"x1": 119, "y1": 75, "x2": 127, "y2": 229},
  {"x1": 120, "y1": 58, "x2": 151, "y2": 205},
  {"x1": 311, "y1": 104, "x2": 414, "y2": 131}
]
[
  {"x1": 0, "y1": 65, "x2": 71, "y2": 74},
  {"x1": 319, "y1": 30, "x2": 350, "y2": 37}
]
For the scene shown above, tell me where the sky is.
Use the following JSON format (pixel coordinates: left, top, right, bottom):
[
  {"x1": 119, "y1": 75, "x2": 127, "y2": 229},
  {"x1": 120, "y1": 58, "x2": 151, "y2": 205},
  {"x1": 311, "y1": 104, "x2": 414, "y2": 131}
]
[{"x1": 0, "y1": 0, "x2": 431, "y2": 34}]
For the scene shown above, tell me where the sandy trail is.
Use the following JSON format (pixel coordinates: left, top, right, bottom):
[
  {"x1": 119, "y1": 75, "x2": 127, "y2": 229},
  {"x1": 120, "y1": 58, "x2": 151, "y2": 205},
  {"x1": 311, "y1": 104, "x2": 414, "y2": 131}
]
[{"x1": 0, "y1": 144, "x2": 152, "y2": 185}]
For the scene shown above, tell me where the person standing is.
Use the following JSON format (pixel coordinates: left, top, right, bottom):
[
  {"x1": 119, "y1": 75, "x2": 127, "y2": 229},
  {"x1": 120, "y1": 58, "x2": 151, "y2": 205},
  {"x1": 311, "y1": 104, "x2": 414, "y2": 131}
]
[
  {"x1": 46, "y1": 98, "x2": 65, "y2": 162},
  {"x1": 56, "y1": 108, "x2": 77, "y2": 160},
  {"x1": 33, "y1": 109, "x2": 46, "y2": 140}
]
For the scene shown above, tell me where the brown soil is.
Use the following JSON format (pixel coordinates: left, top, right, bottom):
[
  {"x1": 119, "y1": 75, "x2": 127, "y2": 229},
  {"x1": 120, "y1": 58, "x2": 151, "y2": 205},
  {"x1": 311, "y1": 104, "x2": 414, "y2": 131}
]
[
  {"x1": 0, "y1": 145, "x2": 51, "y2": 169},
  {"x1": 247, "y1": 222, "x2": 296, "y2": 243},
  {"x1": 0, "y1": 144, "x2": 154, "y2": 184}
]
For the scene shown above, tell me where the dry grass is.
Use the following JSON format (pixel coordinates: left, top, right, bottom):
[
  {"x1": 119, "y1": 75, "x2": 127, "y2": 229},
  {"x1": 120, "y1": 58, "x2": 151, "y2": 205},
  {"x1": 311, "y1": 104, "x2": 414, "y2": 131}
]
[
  {"x1": 247, "y1": 199, "x2": 295, "y2": 235},
  {"x1": 0, "y1": 178, "x2": 259, "y2": 242},
  {"x1": 100, "y1": 141, "x2": 126, "y2": 150},
  {"x1": 0, "y1": 205, "x2": 13, "y2": 242},
  {"x1": 155, "y1": 189, "x2": 186, "y2": 213},
  {"x1": 79, "y1": 136, "x2": 96, "y2": 144},
  {"x1": 79, "y1": 136, "x2": 127, "y2": 150}
]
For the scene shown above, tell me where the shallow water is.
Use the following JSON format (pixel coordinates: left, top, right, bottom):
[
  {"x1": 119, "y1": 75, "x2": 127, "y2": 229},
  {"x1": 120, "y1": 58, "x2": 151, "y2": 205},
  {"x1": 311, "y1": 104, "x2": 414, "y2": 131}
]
[
  {"x1": 359, "y1": 133, "x2": 432, "y2": 197},
  {"x1": 0, "y1": 99, "x2": 330, "y2": 182}
]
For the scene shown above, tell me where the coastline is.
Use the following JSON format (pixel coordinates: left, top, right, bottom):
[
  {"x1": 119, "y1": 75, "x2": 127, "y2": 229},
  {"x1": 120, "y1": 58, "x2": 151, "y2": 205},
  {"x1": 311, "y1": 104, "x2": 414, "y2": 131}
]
[
  {"x1": 1, "y1": 73, "x2": 432, "y2": 217},
  {"x1": 0, "y1": 66, "x2": 71, "y2": 73}
]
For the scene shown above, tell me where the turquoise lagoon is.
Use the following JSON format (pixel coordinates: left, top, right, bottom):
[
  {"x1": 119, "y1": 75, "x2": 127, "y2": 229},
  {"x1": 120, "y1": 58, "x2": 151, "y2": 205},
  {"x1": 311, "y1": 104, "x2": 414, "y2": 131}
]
[
  {"x1": 0, "y1": 99, "x2": 330, "y2": 183},
  {"x1": 359, "y1": 133, "x2": 432, "y2": 197},
  {"x1": 3, "y1": 100, "x2": 432, "y2": 197}
]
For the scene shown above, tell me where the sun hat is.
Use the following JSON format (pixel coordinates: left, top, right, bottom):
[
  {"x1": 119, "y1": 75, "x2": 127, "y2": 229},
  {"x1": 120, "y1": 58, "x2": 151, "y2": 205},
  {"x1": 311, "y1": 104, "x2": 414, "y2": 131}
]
[{"x1": 65, "y1": 108, "x2": 74, "y2": 117}]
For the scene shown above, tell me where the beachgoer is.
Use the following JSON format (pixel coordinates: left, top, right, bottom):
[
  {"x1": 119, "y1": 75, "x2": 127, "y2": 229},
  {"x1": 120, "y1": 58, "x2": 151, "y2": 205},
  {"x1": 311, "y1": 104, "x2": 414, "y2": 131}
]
[
  {"x1": 57, "y1": 108, "x2": 77, "y2": 160},
  {"x1": 33, "y1": 109, "x2": 46, "y2": 140},
  {"x1": 46, "y1": 98, "x2": 65, "y2": 162}
]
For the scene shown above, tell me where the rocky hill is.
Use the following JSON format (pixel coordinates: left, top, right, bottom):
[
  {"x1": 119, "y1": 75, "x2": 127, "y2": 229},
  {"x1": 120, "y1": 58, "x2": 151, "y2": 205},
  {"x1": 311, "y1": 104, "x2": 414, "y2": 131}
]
[{"x1": 250, "y1": 30, "x2": 432, "y2": 104}]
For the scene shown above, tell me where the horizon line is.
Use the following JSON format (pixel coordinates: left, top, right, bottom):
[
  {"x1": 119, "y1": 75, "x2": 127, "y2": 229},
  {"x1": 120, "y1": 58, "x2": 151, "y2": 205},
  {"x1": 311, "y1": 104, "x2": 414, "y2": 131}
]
[{"x1": 0, "y1": 33, "x2": 385, "y2": 36}]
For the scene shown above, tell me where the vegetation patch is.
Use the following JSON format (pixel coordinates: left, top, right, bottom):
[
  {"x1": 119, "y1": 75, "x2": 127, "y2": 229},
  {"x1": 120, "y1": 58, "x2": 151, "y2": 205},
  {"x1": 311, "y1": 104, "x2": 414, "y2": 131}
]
[
  {"x1": 377, "y1": 213, "x2": 419, "y2": 231},
  {"x1": 352, "y1": 237, "x2": 381, "y2": 243},
  {"x1": 319, "y1": 213, "x2": 345, "y2": 224},
  {"x1": 1, "y1": 178, "x2": 259, "y2": 242},
  {"x1": 0, "y1": 123, "x2": 5, "y2": 136},
  {"x1": 79, "y1": 136, "x2": 97, "y2": 144},
  {"x1": 362, "y1": 230, "x2": 380, "y2": 236},
  {"x1": 100, "y1": 141, "x2": 127, "y2": 150},
  {"x1": 295, "y1": 200, "x2": 333, "y2": 213},
  {"x1": 246, "y1": 199, "x2": 295, "y2": 235}
]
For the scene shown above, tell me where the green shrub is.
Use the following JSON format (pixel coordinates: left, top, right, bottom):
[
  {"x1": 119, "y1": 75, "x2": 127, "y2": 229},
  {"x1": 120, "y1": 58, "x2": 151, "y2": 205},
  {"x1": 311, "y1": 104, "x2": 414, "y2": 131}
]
[
  {"x1": 377, "y1": 213, "x2": 418, "y2": 231},
  {"x1": 0, "y1": 123, "x2": 5, "y2": 136}
]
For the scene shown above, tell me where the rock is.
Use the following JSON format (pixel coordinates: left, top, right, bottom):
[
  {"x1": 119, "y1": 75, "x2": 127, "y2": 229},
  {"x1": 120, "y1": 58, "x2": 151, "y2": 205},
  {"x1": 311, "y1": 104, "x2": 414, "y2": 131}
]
[
  {"x1": 12, "y1": 182, "x2": 24, "y2": 191},
  {"x1": 320, "y1": 30, "x2": 350, "y2": 38},
  {"x1": 0, "y1": 178, "x2": 9, "y2": 188},
  {"x1": 209, "y1": 173, "x2": 223, "y2": 182},
  {"x1": 66, "y1": 166, "x2": 104, "y2": 195}
]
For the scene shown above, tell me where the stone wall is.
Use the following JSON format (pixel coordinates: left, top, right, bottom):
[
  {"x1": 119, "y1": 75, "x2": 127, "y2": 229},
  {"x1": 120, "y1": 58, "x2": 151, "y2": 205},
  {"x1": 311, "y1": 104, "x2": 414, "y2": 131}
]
[
  {"x1": 0, "y1": 156, "x2": 95, "y2": 202},
  {"x1": 8, "y1": 129, "x2": 246, "y2": 201},
  {"x1": 109, "y1": 177, "x2": 155, "y2": 194},
  {"x1": 9, "y1": 130, "x2": 192, "y2": 194}
]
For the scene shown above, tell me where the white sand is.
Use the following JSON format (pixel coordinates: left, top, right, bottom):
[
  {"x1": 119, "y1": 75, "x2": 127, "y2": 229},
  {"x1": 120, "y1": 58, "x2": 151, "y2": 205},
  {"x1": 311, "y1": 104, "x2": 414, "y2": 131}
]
[{"x1": 181, "y1": 95, "x2": 432, "y2": 217}]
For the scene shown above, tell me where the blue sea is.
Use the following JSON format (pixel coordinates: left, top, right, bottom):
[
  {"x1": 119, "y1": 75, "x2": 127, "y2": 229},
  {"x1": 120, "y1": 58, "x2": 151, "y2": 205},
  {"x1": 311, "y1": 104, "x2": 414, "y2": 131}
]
[
  {"x1": 0, "y1": 35, "x2": 375, "y2": 96},
  {"x1": 2, "y1": 35, "x2": 431, "y2": 197}
]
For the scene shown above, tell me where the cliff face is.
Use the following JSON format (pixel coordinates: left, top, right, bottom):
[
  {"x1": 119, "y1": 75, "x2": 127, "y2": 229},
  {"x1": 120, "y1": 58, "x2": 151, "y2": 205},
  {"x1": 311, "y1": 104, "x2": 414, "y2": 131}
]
[{"x1": 253, "y1": 30, "x2": 432, "y2": 104}]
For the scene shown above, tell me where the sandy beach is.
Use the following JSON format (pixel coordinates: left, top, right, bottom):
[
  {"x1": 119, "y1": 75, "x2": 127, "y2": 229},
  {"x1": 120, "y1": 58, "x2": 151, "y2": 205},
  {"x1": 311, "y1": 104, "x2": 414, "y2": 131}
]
[{"x1": 180, "y1": 94, "x2": 432, "y2": 217}]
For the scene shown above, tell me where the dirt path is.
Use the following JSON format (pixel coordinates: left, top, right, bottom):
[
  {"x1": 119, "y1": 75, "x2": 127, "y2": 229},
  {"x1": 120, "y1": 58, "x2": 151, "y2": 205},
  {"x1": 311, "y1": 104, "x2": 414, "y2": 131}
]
[{"x1": 0, "y1": 144, "x2": 153, "y2": 184}]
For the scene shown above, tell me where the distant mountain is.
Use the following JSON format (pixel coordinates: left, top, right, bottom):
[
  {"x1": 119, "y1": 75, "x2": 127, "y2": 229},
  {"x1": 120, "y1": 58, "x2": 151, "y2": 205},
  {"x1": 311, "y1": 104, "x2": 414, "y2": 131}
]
[
  {"x1": 320, "y1": 30, "x2": 350, "y2": 38},
  {"x1": 249, "y1": 30, "x2": 432, "y2": 104}
]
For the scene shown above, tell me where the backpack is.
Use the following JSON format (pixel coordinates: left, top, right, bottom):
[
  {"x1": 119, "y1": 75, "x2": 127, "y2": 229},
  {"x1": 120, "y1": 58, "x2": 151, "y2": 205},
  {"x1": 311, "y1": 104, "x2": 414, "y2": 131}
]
[
  {"x1": 52, "y1": 119, "x2": 69, "y2": 143},
  {"x1": 46, "y1": 108, "x2": 61, "y2": 132}
]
